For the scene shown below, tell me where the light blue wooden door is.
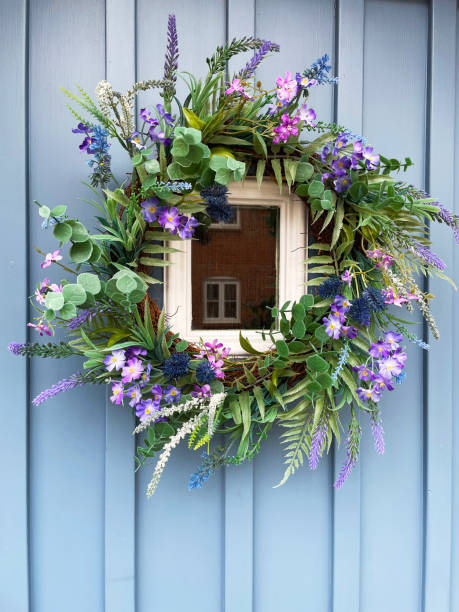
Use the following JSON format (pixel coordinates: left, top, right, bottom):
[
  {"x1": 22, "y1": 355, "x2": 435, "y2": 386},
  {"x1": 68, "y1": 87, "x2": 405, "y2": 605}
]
[{"x1": 1, "y1": 1, "x2": 458, "y2": 611}]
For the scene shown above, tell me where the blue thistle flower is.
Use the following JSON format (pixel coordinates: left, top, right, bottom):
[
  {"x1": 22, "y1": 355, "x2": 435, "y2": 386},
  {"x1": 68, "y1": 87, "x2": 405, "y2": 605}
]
[
  {"x1": 318, "y1": 277, "x2": 343, "y2": 299},
  {"x1": 348, "y1": 296, "x2": 371, "y2": 326},
  {"x1": 362, "y1": 286, "x2": 387, "y2": 312},
  {"x1": 196, "y1": 360, "x2": 216, "y2": 384},
  {"x1": 162, "y1": 352, "x2": 190, "y2": 381},
  {"x1": 200, "y1": 184, "x2": 234, "y2": 223}
]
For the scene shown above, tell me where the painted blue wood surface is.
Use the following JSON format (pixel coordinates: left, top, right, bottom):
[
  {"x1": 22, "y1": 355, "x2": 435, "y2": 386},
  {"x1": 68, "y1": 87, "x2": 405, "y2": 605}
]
[{"x1": 1, "y1": 1, "x2": 458, "y2": 611}]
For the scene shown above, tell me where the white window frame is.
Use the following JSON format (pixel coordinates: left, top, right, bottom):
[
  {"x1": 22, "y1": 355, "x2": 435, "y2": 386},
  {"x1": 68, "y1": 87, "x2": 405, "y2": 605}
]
[
  {"x1": 203, "y1": 278, "x2": 240, "y2": 324},
  {"x1": 209, "y1": 207, "x2": 241, "y2": 229},
  {"x1": 164, "y1": 177, "x2": 308, "y2": 355}
]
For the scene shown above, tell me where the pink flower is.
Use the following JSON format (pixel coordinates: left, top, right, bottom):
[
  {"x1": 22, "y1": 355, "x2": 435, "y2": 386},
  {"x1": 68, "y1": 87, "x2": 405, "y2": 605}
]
[
  {"x1": 191, "y1": 384, "x2": 212, "y2": 398},
  {"x1": 272, "y1": 113, "x2": 300, "y2": 144},
  {"x1": 275, "y1": 71, "x2": 298, "y2": 103},
  {"x1": 49, "y1": 283, "x2": 63, "y2": 293},
  {"x1": 225, "y1": 78, "x2": 245, "y2": 95},
  {"x1": 34, "y1": 277, "x2": 50, "y2": 304},
  {"x1": 110, "y1": 382, "x2": 124, "y2": 405},
  {"x1": 208, "y1": 354, "x2": 225, "y2": 379},
  {"x1": 27, "y1": 322, "x2": 51, "y2": 336},
  {"x1": 40, "y1": 249, "x2": 62, "y2": 269}
]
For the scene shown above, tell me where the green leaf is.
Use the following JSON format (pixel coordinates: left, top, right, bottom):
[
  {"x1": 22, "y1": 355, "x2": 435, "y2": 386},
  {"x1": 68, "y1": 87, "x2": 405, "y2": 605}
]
[
  {"x1": 132, "y1": 153, "x2": 143, "y2": 166},
  {"x1": 295, "y1": 184, "x2": 309, "y2": 197},
  {"x1": 70, "y1": 221, "x2": 89, "y2": 243},
  {"x1": 308, "y1": 380, "x2": 322, "y2": 394},
  {"x1": 308, "y1": 180, "x2": 324, "y2": 198},
  {"x1": 292, "y1": 320, "x2": 306, "y2": 339},
  {"x1": 271, "y1": 158, "x2": 283, "y2": 191},
  {"x1": 62, "y1": 283, "x2": 87, "y2": 305},
  {"x1": 292, "y1": 303, "x2": 305, "y2": 320},
  {"x1": 295, "y1": 162, "x2": 314, "y2": 182},
  {"x1": 300, "y1": 294, "x2": 314, "y2": 308},
  {"x1": 239, "y1": 331, "x2": 263, "y2": 355},
  {"x1": 45, "y1": 309, "x2": 56, "y2": 321},
  {"x1": 155, "y1": 422, "x2": 175, "y2": 438},
  {"x1": 38, "y1": 205, "x2": 51, "y2": 218},
  {"x1": 289, "y1": 340, "x2": 306, "y2": 353},
  {"x1": 331, "y1": 200, "x2": 344, "y2": 249},
  {"x1": 88, "y1": 243, "x2": 101, "y2": 263},
  {"x1": 45, "y1": 291, "x2": 64, "y2": 311},
  {"x1": 253, "y1": 132, "x2": 268, "y2": 158},
  {"x1": 77, "y1": 272, "x2": 101, "y2": 295},
  {"x1": 116, "y1": 275, "x2": 137, "y2": 294},
  {"x1": 144, "y1": 159, "x2": 160, "y2": 175},
  {"x1": 253, "y1": 386, "x2": 265, "y2": 421},
  {"x1": 314, "y1": 326, "x2": 330, "y2": 343},
  {"x1": 306, "y1": 354, "x2": 329, "y2": 372},
  {"x1": 69, "y1": 240, "x2": 93, "y2": 263},
  {"x1": 317, "y1": 372, "x2": 333, "y2": 389},
  {"x1": 53, "y1": 222, "x2": 72, "y2": 243},
  {"x1": 59, "y1": 302, "x2": 77, "y2": 320},
  {"x1": 174, "y1": 340, "x2": 189, "y2": 352},
  {"x1": 275, "y1": 340, "x2": 289, "y2": 358},
  {"x1": 256, "y1": 159, "x2": 266, "y2": 187},
  {"x1": 51, "y1": 205, "x2": 67, "y2": 217}
]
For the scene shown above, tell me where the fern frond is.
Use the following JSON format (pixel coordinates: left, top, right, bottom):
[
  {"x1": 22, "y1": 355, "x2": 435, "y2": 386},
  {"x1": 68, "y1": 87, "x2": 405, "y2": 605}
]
[{"x1": 275, "y1": 408, "x2": 311, "y2": 487}]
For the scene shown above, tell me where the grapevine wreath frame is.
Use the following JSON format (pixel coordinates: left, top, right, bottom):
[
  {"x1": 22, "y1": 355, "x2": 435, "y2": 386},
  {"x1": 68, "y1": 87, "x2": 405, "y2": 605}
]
[{"x1": 9, "y1": 15, "x2": 459, "y2": 495}]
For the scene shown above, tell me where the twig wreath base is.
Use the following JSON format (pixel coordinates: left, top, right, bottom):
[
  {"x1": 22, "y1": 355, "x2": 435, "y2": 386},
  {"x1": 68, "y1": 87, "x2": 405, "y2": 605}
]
[{"x1": 9, "y1": 14, "x2": 458, "y2": 495}]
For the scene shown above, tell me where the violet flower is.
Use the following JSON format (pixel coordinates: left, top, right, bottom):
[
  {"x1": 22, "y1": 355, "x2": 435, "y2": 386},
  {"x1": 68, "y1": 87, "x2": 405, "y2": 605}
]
[
  {"x1": 164, "y1": 385, "x2": 181, "y2": 403},
  {"x1": 27, "y1": 322, "x2": 51, "y2": 337},
  {"x1": 33, "y1": 372, "x2": 86, "y2": 406},
  {"x1": 121, "y1": 358, "x2": 144, "y2": 383},
  {"x1": 40, "y1": 249, "x2": 62, "y2": 269},
  {"x1": 104, "y1": 349, "x2": 126, "y2": 372},
  {"x1": 141, "y1": 198, "x2": 162, "y2": 223},
  {"x1": 309, "y1": 421, "x2": 328, "y2": 470},
  {"x1": 139, "y1": 108, "x2": 159, "y2": 126},
  {"x1": 127, "y1": 385, "x2": 142, "y2": 407},
  {"x1": 370, "y1": 413, "x2": 385, "y2": 455},
  {"x1": 158, "y1": 206, "x2": 181, "y2": 232},
  {"x1": 156, "y1": 103, "x2": 174, "y2": 127},
  {"x1": 110, "y1": 382, "x2": 124, "y2": 405},
  {"x1": 238, "y1": 40, "x2": 279, "y2": 79},
  {"x1": 163, "y1": 13, "x2": 179, "y2": 97}
]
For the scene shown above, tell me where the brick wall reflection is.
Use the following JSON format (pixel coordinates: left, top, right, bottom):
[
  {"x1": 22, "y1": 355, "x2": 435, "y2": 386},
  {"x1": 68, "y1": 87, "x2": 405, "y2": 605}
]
[{"x1": 191, "y1": 206, "x2": 279, "y2": 330}]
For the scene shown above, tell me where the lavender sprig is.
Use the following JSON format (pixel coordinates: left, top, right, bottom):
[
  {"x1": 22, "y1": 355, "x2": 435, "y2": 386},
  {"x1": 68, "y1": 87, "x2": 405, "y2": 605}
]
[
  {"x1": 163, "y1": 14, "x2": 179, "y2": 99},
  {"x1": 237, "y1": 40, "x2": 280, "y2": 79},
  {"x1": 32, "y1": 372, "x2": 99, "y2": 406},
  {"x1": 309, "y1": 421, "x2": 328, "y2": 470},
  {"x1": 334, "y1": 417, "x2": 361, "y2": 489},
  {"x1": 8, "y1": 341, "x2": 80, "y2": 359},
  {"x1": 412, "y1": 242, "x2": 446, "y2": 270},
  {"x1": 370, "y1": 411, "x2": 385, "y2": 455}
]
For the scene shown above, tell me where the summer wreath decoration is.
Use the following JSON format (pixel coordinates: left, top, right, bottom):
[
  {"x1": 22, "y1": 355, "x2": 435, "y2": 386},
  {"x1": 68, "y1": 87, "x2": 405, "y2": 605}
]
[{"x1": 9, "y1": 14, "x2": 459, "y2": 495}]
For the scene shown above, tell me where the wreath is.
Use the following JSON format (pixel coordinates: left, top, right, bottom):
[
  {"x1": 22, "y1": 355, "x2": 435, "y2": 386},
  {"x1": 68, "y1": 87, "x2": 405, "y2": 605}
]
[{"x1": 9, "y1": 14, "x2": 458, "y2": 496}]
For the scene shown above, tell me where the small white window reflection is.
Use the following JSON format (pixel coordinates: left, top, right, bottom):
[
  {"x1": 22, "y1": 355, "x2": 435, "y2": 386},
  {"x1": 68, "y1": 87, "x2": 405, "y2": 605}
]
[
  {"x1": 204, "y1": 278, "x2": 240, "y2": 324},
  {"x1": 209, "y1": 207, "x2": 241, "y2": 229}
]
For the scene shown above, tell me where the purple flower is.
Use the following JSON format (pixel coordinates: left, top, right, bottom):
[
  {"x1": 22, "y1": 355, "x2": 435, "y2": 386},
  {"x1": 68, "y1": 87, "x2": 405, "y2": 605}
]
[
  {"x1": 298, "y1": 104, "x2": 316, "y2": 127},
  {"x1": 369, "y1": 340, "x2": 391, "y2": 359},
  {"x1": 164, "y1": 385, "x2": 181, "y2": 403},
  {"x1": 140, "y1": 363, "x2": 151, "y2": 387},
  {"x1": 362, "y1": 146, "x2": 380, "y2": 169},
  {"x1": 110, "y1": 382, "x2": 124, "y2": 405},
  {"x1": 321, "y1": 172, "x2": 334, "y2": 183},
  {"x1": 341, "y1": 269, "x2": 353, "y2": 286},
  {"x1": 151, "y1": 384, "x2": 163, "y2": 403},
  {"x1": 296, "y1": 73, "x2": 318, "y2": 88},
  {"x1": 72, "y1": 122, "x2": 90, "y2": 134},
  {"x1": 334, "y1": 420, "x2": 361, "y2": 489},
  {"x1": 333, "y1": 175, "x2": 352, "y2": 193},
  {"x1": 331, "y1": 156, "x2": 351, "y2": 177},
  {"x1": 136, "y1": 398, "x2": 160, "y2": 422},
  {"x1": 225, "y1": 78, "x2": 245, "y2": 95},
  {"x1": 141, "y1": 197, "x2": 162, "y2": 222},
  {"x1": 393, "y1": 348, "x2": 407, "y2": 366},
  {"x1": 129, "y1": 131, "x2": 145, "y2": 150},
  {"x1": 353, "y1": 140, "x2": 364, "y2": 158},
  {"x1": 121, "y1": 358, "x2": 144, "y2": 383},
  {"x1": 342, "y1": 325, "x2": 358, "y2": 339},
  {"x1": 413, "y1": 243, "x2": 446, "y2": 270},
  {"x1": 353, "y1": 364, "x2": 375, "y2": 382},
  {"x1": 104, "y1": 349, "x2": 126, "y2": 372},
  {"x1": 384, "y1": 330, "x2": 402, "y2": 350},
  {"x1": 373, "y1": 375, "x2": 394, "y2": 392},
  {"x1": 321, "y1": 145, "x2": 331, "y2": 162},
  {"x1": 163, "y1": 13, "x2": 179, "y2": 97},
  {"x1": 158, "y1": 206, "x2": 181, "y2": 232},
  {"x1": 177, "y1": 215, "x2": 198, "y2": 240},
  {"x1": 275, "y1": 71, "x2": 298, "y2": 103},
  {"x1": 156, "y1": 103, "x2": 175, "y2": 126},
  {"x1": 323, "y1": 315, "x2": 342, "y2": 339},
  {"x1": 126, "y1": 346, "x2": 147, "y2": 359},
  {"x1": 309, "y1": 422, "x2": 328, "y2": 470},
  {"x1": 127, "y1": 385, "x2": 142, "y2": 407},
  {"x1": 40, "y1": 249, "x2": 62, "y2": 269},
  {"x1": 148, "y1": 126, "x2": 172, "y2": 146},
  {"x1": 72, "y1": 123, "x2": 94, "y2": 152},
  {"x1": 191, "y1": 384, "x2": 212, "y2": 398},
  {"x1": 356, "y1": 386, "x2": 381, "y2": 403},
  {"x1": 332, "y1": 133, "x2": 348, "y2": 155},
  {"x1": 378, "y1": 357, "x2": 403, "y2": 380},
  {"x1": 139, "y1": 107, "x2": 159, "y2": 126},
  {"x1": 333, "y1": 295, "x2": 352, "y2": 312}
]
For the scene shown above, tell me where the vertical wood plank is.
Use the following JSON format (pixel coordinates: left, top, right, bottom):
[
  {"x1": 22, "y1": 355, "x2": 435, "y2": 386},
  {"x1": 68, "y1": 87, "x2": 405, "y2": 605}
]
[
  {"x1": 332, "y1": 3, "x2": 364, "y2": 611},
  {"x1": 104, "y1": 2, "x2": 136, "y2": 611},
  {"x1": 224, "y1": 3, "x2": 255, "y2": 611},
  {"x1": 424, "y1": 1, "x2": 456, "y2": 610},
  {"x1": 0, "y1": 1, "x2": 30, "y2": 610}
]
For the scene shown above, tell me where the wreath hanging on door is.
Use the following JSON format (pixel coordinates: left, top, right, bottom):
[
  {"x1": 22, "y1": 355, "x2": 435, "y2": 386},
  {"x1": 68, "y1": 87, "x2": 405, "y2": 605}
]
[{"x1": 10, "y1": 15, "x2": 458, "y2": 495}]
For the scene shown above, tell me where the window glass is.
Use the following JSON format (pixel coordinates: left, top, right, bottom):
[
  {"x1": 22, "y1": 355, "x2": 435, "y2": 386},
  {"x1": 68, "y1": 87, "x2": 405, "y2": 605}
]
[{"x1": 192, "y1": 205, "x2": 279, "y2": 330}]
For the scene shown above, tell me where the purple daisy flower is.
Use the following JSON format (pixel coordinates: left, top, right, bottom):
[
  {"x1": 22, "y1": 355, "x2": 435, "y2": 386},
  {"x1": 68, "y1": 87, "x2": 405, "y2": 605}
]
[
  {"x1": 139, "y1": 107, "x2": 159, "y2": 126},
  {"x1": 151, "y1": 385, "x2": 163, "y2": 404},
  {"x1": 378, "y1": 357, "x2": 403, "y2": 380},
  {"x1": 164, "y1": 385, "x2": 181, "y2": 403},
  {"x1": 323, "y1": 315, "x2": 342, "y2": 339},
  {"x1": 141, "y1": 197, "x2": 162, "y2": 222},
  {"x1": 136, "y1": 398, "x2": 160, "y2": 422},
  {"x1": 331, "y1": 156, "x2": 352, "y2": 177},
  {"x1": 158, "y1": 206, "x2": 181, "y2": 232},
  {"x1": 356, "y1": 386, "x2": 381, "y2": 403},
  {"x1": 369, "y1": 340, "x2": 391, "y2": 359},
  {"x1": 333, "y1": 175, "x2": 352, "y2": 193},
  {"x1": 384, "y1": 330, "x2": 403, "y2": 350},
  {"x1": 156, "y1": 103, "x2": 175, "y2": 126},
  {"x1": 127, "y1": 385, "x2": 142, "y2": 407},
  {"x1": 353, "y1": 364, "x2": 375, "y2": 382},
  {"x1": 104, "y1": 349, "x2": 126, "y2": 372},
  {"x1": 121, "y1": 358, "x2": 144, "y2": 383},
  {"x1": 373, "y1": 375, "x2": 394, "y2": 392},
  {"x1": 110, "y1": 382, "x2": 124, "y2": 405}
]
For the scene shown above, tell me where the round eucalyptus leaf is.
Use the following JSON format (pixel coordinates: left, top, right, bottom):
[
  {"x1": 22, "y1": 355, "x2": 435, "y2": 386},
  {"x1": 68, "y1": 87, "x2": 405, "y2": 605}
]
[
  {"x1": 77, "y1": 272, "x2": 101, "y2": 295},
  {"x1": 116, "y1": 275, "x2": 137, "y2": 294},
  {"x1": 51, "y1": 205, "x2": 67, "y2": 217},
  {"x1": 306, "y1": 354, "x2": 329, "y2": 373},
  {"x1": 62, "y1": 283, "x2": 87, "y2": 305},
  {"x1": 291, "y1": 319, "x2": 306, "y2": 339},
  {"x1": 53, "y1": 222, "x2": 72, "y2": 243},
  {"x1": 70, "y1": 221, "x2": 89, "y2": 243},
  {"x1": 58, "y1": 303, "x2": 77, "y2": 320},
  {"x1": 45, "y1": 308, "x2": 56, "y2": 321},
  {"x1": 45, "y1": 291, "x2": 64, "y2": 311},
  {"x1": 128, "y1": 289, "x2": 146, "y2": 303},
  {"x1": 292, "y1": 303, "x2": 306, "y2": 321},
  {"x1": 38, "y1": 205, "x2": 51, "y2": 218},
  {"x1": 87, "y1": 242, "x2": 101, "y2": 263},
  {"x1": 308, "y1": 380, "x2": 323, "y2": 394},
  {"x1": 69, "y1": 240, "x2": 93, "y2": 263},
  {"x1": 275, "y1": 340, "x2": 289, "y2": 358}
]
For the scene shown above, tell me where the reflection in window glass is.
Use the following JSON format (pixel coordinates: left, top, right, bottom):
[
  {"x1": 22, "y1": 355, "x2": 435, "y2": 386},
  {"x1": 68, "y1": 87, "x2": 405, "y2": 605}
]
[{"x1": 192, "y1": 205, "x2": 279, "y2": 330}]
